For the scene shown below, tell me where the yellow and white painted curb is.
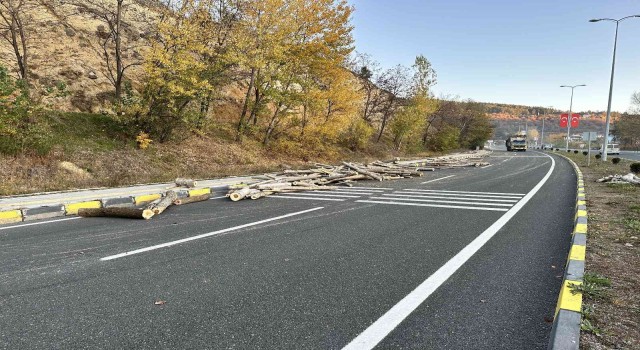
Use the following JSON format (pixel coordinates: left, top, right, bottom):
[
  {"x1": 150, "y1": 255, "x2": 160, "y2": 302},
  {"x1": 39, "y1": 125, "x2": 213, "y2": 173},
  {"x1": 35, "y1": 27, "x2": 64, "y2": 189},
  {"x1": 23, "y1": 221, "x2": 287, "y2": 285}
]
[
  {"x1": 548, "y1": 154, "x2": 587, "y2": 350},
  {"x1": 0, "y1": 186, "x2": 221, "y2": 224}
]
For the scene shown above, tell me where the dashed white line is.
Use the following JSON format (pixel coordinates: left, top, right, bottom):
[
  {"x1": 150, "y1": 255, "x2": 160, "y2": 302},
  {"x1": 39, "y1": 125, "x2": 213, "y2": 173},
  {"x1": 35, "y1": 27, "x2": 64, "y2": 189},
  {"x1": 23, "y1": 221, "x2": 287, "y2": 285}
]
[
  {"x1": 398, "y1": 191, "x2": 522, "y2": 199},
  {"x1": 421, "y1": 175, "x2": 456, "y2": 184},
  {"x1": 342, "y1": 152, "x2": 556, "y2": 350},
  {"x1": 100, "y1": 207, "x2": 324, "y2": 261}
]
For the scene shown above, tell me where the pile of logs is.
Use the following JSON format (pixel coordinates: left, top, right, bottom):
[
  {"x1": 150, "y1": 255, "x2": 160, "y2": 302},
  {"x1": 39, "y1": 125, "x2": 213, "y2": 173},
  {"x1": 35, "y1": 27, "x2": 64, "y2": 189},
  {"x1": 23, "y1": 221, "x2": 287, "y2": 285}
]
[
  {"x1": 227, "y1": 152, "x2": 489, "y2": 201},
  {"x1": 596, "y1": 173, "x2": 640, "y2": 185},
  {"x1": 78, "y1": 179, "x2": 210, "y2": 220}
]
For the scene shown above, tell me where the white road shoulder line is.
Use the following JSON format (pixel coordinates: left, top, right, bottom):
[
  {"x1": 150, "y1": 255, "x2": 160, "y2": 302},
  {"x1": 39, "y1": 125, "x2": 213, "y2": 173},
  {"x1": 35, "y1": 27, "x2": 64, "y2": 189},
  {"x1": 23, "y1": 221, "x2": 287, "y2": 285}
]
[
  {"x1": 421, "y1": 175, "x2": 456, "y2": 184},
  {"x1": 356, "y1": 200, "x2": 509, "y2": 212},
  {"x1": 269, "y1": 195, "x2": 344, "y2": 202},
  {"x1": 100, "y1": 207, "x2": 324, "y2": 261},
  {"x1": 343, "y1": 153, "x2": 556, "y2": 350},
  {"x1": 377, "y1": 196, "x2": 514, "y2": 206},
  {"x1": 403, "y1": 189, "x2": 526, "y2": 196},
  {"x1": 0, "y1": 216, "x2": 81, "y2": 231},
  {"x1": 349, "y1": 187, "x2": 393, "y2": 190}
]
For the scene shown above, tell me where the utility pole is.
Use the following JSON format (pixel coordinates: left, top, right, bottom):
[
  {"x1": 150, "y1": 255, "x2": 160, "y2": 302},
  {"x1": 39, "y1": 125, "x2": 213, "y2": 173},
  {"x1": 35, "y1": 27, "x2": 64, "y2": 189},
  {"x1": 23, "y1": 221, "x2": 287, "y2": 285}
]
[{"x1": 560, "y1": 85, "x2": 586, "y2": 151}]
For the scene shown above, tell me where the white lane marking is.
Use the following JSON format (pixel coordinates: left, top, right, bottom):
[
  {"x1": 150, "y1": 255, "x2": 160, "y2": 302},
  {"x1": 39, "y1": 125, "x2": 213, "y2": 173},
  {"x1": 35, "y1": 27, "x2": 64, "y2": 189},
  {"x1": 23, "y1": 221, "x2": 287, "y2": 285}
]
[
  {"x1": 397, "y1": 191, "x2": 522, "y2": 200},
  {"x1": 269, "y1": 195, "x2": 345, "y2": 202},
  {"x1": 420, "y1": 175, "x2": 456, "y2": 184},
  {"x1": 101, "y1": 207, "x2": 324, "y2": 261},
  {"x1": 283, "y1": 192, "x2": 361, "y2": 198},
  {"x1": 209, "y1": 196, "x2": 227, "y2": 200},
  {"x1": 481, "y1": 164, "x2": 494, "y2": 169},
  {"x1": 355, "y1": 200, "x2": 509, "y2": 212},
  {"x1": 313, "y1": 190, "x2": 377, "y2": 195},
  {"x1": 370, "y1": 197, "x2": 513, "y2": 207},
  {"x1": 490, "y1": 155, "x2": 548, "y2": 158},
  {"x1": 383, "y1": 194, "x2": 518, "y2": 203},
  {"x1": 343, "y1": 152, "x2": 556, "y2": 350},
  {"x1": 403, "y1": 189, "x2": 526, "y2": 196},
  {"x1": 0, "y1": 217, "x2": 81, "y2": 231},
  {"x1": 349, "y1": 187, "x2": 394, "y2": 190}
]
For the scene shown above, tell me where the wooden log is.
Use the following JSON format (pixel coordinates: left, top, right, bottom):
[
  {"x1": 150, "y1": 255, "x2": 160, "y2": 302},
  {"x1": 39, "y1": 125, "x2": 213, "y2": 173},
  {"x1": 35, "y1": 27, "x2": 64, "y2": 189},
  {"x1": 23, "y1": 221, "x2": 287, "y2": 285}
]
[
  {"x1": 342, "y1": 162, "x2": 384, "y2": 181},
  {"x1": 229, "y1": 187, "x2": 260, "y2": 201},
  {"x1": 146, "y1": 191, "x2": 177, "y2": 215},
  {"x1": 175, "y1": 178, "x2": 197, "y2": 188},
  {"x1": 173, "y1": 194, "x2": 211, "y2": 205},
  {"x1": 78, "y1": 207, "x2": 154, "y2": 220}
]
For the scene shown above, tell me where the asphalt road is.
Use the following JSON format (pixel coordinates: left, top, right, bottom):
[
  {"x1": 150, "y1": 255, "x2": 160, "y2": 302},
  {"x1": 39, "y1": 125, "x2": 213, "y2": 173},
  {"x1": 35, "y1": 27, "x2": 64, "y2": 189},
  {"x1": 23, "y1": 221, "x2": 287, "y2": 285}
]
[
  {"x1": 0, "y1": 150, "x2": 576, "y2": 349},
  {"x1": 620, "y1": 150, "x2": 640, "y2": 162}
]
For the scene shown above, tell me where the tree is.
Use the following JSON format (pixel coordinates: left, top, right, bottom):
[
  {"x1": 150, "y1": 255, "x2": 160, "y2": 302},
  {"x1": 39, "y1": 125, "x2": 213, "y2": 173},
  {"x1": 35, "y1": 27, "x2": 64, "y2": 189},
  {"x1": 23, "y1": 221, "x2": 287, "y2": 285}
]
[
  {"x1": 0, "y1": 0, "x2": 36, "y2": 85},
  {"x1": 613, "y1": 113, "x2": 640, "y2": 151},
  {"x1": 126, "y1": 0, "x2": 216, "y2": 141},
  {"x1": 375, "y1": 64, "x2": 410, "y2": 142},
  {"x1": 351, "y1": 52, "x2": 383, "y2": 123},
  {"x1": 72, "y1": 0, "x2": 142, "y2": 102},
  {"x1": 631, "y1": 91, "x2": 640, "y2": 114}
]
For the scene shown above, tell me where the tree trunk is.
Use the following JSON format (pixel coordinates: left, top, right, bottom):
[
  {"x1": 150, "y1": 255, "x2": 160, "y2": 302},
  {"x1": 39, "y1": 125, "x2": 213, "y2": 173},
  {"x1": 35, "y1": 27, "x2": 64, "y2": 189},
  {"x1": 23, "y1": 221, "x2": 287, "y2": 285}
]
[
  {"x1": 263, "y1": 104, "x2": 282, "y2": 145},
  {"x1": 175, "y1": 178, "x2": 198, "y2": 188},
  {"x1": 114, "y1": 0, "x2": 123, "y2": 101},
  {"x1": 173, "y1": 194, "x2": 210, "y2": 205},
  {"x1": 78, "y1": 207, "x2": 154, "y2": 220},
  {"x1": 342, "y1": 162, "x2": 383, "y2": 181},
  {"x1": 237, "y1": 67, "x2": 256, "y2": 136},
  {"x1": 145, "y1": 190, "x2": 177, "y2": 215}
]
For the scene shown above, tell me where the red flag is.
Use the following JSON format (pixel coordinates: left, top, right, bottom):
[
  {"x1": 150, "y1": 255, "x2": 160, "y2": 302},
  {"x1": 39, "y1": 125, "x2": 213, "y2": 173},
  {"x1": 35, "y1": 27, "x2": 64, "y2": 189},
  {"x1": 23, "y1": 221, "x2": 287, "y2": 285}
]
[
  {"x1": 560, "y1": 114, "x2": 568, "y2": 128},
  {"x1": 570, "y1": 113, "x2": 580, "y2": 128}
]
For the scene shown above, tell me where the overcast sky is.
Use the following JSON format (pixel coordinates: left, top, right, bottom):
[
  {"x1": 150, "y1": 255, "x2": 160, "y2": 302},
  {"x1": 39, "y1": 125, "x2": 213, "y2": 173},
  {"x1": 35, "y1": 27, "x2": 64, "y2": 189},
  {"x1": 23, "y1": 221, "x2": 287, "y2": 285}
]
[{"x1": 349, "y1": 0, "x2": 640, "y2": 113}]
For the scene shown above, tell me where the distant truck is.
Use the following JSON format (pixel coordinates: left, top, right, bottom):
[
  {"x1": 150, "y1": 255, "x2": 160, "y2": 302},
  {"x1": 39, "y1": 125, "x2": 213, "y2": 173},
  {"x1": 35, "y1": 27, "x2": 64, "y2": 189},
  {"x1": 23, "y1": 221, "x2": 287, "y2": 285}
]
[
  {"x1": 506, "y1": 132, "x2": 527, "y2": 152},
  {"x1": 599, "y1": 143, "x2": 620, "y2": 155}
]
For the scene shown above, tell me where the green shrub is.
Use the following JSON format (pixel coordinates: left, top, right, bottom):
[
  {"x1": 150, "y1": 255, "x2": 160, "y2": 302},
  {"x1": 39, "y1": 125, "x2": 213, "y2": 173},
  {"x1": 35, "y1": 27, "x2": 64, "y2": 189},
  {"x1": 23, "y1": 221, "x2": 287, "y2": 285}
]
[
  {"x1": 582, "y1": 151, "x2": 588, "y2": 156},
  {"x1": 0, "y1": 66, "x2": 54, "y2": 156},
  {"x1": 555, "y1": 148, "x2": 559, "y2": 151},
  {"x1": 567, "y1": 150, "x2": 571, "y2": 153},
  {"x1": 595, "y1": 154, "x2": 601, "y2": 160},
  {"x1": 574, "y1": 150, "x2": 579, "y2": 154},
  {"x1": 612, "y1": 157, "x2": 621, "y2": 164},
  {"x1": 630, "y1": 163, "x2": 640, "y2": 174}
]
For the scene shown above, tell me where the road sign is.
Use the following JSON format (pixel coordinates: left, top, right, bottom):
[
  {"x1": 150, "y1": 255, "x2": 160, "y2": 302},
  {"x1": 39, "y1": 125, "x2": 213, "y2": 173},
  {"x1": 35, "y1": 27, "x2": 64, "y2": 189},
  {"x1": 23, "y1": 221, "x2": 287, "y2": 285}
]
[{"x1": 582, "y1": 132, "x2": 597, "y2": 141}]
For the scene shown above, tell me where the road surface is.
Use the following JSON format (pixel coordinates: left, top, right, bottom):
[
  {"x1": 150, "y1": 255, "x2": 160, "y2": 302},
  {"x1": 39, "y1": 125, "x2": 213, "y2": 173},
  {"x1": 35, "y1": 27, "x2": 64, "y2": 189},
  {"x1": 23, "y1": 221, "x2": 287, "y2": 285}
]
[
  {"x1": 0, "y1": 150, "x2": 576, "y2": 349},
  {"x1": 620, "y1": 150, "x2": 640, "y2": 162}
]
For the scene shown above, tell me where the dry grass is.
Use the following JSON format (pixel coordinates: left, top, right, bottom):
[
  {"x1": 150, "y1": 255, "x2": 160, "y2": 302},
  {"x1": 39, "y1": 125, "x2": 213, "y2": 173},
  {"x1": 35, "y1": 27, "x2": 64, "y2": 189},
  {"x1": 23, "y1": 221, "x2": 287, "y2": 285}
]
[{"x1": 561, "y1": 153, "x2": 640, "y2": 349}]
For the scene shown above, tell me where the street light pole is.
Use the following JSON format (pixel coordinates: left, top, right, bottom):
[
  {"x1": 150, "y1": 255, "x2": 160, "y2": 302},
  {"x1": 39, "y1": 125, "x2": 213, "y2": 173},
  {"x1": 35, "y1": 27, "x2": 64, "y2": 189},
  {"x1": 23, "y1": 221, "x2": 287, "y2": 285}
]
[
  {"x1": 590, "y1": 15, "x2": 640, "y2": 161},
  {"x1": 560, "y1": 84, "x2": 586, "y2": 151}
]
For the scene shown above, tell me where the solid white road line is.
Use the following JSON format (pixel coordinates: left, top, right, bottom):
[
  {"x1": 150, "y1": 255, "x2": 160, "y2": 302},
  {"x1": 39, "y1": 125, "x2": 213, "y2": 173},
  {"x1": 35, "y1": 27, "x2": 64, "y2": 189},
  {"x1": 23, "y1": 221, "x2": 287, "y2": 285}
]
[
  {"x1": 383, "y1": 194, "x2": 518, "y2": 203},
  {"x1": 370, "y1": 197, "x2": 513, "y2": 207},
  {"x1": 312, "y1": 190, "x2": 377, "y2": 195},
  {"x1": 481, "y1": 164, "x2": 494, "y2": 168},
  {"x1": 399, "y1": 191, "x2": 522, "y2": 199},
  {"x1": 269, "y1": 195, "x2": 345, "y2": 202},
  {"x1": 349, "y1": 187, "x2": 394, "y2": 190},
  {"x1": 101, "y1": 207, "x2": 324, "y2": 261},
  {"x1": 209, "y1": 196, "x2": 227, "y2": 200},
  {"x1": 403, "y1": 189, "x2": 526, "y2": 196},
  {"x1": 421, "y1": 175, "x2": 456, "y2": 184},
  {"x1": 342, "y1": 153, "x2": 556, "y2": 350},
  {"x1": 0, "y1": 216, "x2": 81, "y2": 231},
  {"x1": 283, "y1": 192, "x2": 361, "y2": 198},
  {"x1": 356, "y1": 200, "x2": 509, "y2": 212}
]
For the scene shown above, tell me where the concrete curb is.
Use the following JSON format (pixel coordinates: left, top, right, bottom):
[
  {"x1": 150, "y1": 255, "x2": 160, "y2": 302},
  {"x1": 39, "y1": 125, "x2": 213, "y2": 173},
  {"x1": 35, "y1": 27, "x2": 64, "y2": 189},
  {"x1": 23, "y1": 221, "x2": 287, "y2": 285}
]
[
  {"x1": 548, "y1": 152, "x2": 587, "y2": 350},
  {"x1": 0, "y1": 185, "x2": 229, "y2": 225}
]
